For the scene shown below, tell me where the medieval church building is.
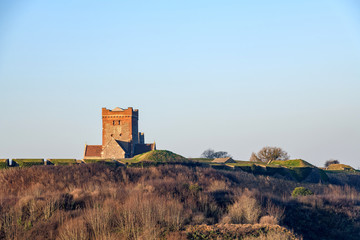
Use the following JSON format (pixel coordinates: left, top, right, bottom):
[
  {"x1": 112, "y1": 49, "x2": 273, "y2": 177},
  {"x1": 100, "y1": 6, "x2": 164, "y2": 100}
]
[{"x1": 84, "y1": 107, "x2": 156, "y2": 159}]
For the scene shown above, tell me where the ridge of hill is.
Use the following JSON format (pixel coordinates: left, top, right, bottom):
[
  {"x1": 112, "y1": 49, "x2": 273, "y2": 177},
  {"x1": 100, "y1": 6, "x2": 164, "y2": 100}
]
[
  {"x1": 1, "y1": 151, "x2": 357, "y2": 183},
  {"x1": 126, "y1": 153, "x2": 356, "y2": 183},
  {"x1": 269, "y1": 159, "x2": 314, "y2": 168},
  {"x1": 327, "y1": 163, "x2": 355, "y2": 171}
]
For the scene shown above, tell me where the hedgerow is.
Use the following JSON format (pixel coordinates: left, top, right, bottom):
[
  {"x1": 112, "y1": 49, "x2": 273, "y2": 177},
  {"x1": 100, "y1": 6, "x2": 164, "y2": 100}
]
[
  {"x1": 12, "y1": 159, "x2": 44, "y2": 167},
  {"x1": 0, "y1": 159, "x2": 9, "y2": 169}
]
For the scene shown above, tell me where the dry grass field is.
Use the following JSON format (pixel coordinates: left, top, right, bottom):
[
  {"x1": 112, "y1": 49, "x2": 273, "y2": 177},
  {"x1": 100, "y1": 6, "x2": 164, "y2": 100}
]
[{"x1": 0, "y1": 163, "x2": 359, "y2": 239}]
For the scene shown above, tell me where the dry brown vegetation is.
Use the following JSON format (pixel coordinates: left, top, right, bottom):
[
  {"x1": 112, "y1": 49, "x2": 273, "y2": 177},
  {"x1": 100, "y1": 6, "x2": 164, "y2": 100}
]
[
  {"x1": 0, "y1": 164, "x2": 359, "y2": 239},
  {"x1": 186, "y1": 224, "x2": 298, "y2": 240}
]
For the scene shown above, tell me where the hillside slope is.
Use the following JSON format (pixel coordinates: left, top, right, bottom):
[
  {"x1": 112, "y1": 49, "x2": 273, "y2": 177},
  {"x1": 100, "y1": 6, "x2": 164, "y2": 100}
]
[
  {"x1": 0, "y1": 164, "x2": 359, "y2": 239},
  {"x1": 0, "y1": 163, "x2": 360, "y2": 239},
  {"x1": 270, "y1": 159, "x2": 314, "y2": 168},
  {"x1": 123, "y1": 150, "x2": 188, "y2": 164},
  {"x1": 327, "y1": 163, "x2": 355, "y2": 171}
]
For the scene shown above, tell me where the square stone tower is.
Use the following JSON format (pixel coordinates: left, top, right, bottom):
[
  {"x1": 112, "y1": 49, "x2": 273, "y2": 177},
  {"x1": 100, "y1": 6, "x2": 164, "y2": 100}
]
[
  {"x1": 84, "y1": 107, "x2": 155, "y2": 159},
  {"x1": 101, "y1": 107, "x2": 138, "y2": 158}
]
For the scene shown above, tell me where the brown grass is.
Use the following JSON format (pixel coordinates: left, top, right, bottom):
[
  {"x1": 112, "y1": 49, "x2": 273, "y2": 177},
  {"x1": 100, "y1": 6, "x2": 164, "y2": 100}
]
[
  {"x1": 259, "y1": 215, "x2": 278, "y2": 225},
  {"x1": 186, "y1": 224, "x2": 300, "y2": 240},
  {"x1": 224, "y1": 192, "x2": 261, "y2": 224},
  {"x1": 0, "y1": 164, "x2": 359, "y2": 239}
]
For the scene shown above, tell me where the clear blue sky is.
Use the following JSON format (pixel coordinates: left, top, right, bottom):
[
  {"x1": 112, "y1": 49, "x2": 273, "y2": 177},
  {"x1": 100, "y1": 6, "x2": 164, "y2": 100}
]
[{"x1": 0, "y1": 0, "x2": 359, "y2": 167}]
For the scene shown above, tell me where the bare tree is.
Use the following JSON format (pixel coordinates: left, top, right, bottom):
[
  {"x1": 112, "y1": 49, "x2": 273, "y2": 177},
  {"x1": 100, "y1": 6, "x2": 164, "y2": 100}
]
[
  {"x1": 213, "y1": 151, "x2": 231, "y2": 158},
  {"x1": 249, "y1": 152, "x2": 259, "y2": 162},
  {"x1": 201, "y1": 149, "x2": 215, "y2": 158},
  {"x1": 252, "y1": 146, "x2": 289, "y2": 164},
  {"x1": 201, "y1": 149, "x2": 231, "y2": 159},
  {"x1": 325, "y1": 159, "x2": 340, "y2": 168}
]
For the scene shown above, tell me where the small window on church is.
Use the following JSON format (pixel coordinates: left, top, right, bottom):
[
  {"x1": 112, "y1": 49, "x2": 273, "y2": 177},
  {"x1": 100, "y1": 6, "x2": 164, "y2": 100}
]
[{"x1": 113, "y1": 120, "x2": 121, "y2": 125}]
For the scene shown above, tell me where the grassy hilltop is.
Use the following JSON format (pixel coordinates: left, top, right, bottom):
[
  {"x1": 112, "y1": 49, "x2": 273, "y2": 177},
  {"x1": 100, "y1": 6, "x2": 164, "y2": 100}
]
[
  {"x1": 0, "y1": 150, "x2": 359, "y2": 240},
  {"x1": 122, "y1": 150, "x2": 188, "y2": 164}
]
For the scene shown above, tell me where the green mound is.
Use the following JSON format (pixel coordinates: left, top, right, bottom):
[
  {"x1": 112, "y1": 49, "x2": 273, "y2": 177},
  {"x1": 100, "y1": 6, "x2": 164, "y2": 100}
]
[
  {"x1": 0, "y1": 159, "x2": 9, "y2": 169},
  {"x1": 327, "y1": 164, "x2": 354, "y2": 171},
  {"x1": 131, "y1": 150, "x2": 187, "y2": 163},
  {"x1": 47, "y1": 159, "x2": 77, "y2": 166},
  {"x1": 270, "y1": 159, "x2": 314, "y2": 168},
  {"x1": 12, "y1": 159, "x2": 44, "y2": 167}
]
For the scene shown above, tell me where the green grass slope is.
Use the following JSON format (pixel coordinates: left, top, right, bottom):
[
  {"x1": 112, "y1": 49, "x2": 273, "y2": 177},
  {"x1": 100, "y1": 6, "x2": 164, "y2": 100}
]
[
  {"x1": 12, "y1": 159, "x2": 44, "y2": 167},
  {"x1": 224, "y1": 159, "x2": 327, "y2": 182},
  {"x1": 121, "y1": 150, "x2": 188, "y2": 167},
  {"x1": 327, "y1": 163, "x2": 354, "y2": 171},
  {"x1": 270, "y1": 159, "x2": 314, "y2": 168},
  {"x1": 131, "y1": 150, "x2": 187, "y2": 163}
]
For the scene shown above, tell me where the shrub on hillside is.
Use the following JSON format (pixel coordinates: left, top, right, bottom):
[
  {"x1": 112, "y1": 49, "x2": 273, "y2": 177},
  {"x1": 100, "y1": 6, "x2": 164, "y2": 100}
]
[
  {"x1": 265, "y1": 200, "x2": 285, "y2": 223},
  {"x1": 291, "y1": 187, "x2": 313, "y2": 197},
  {"x1": 0, "y1": 159, "x2": 9, "y2": 169},
  {"x1": 57, "y1": 217, "x2": 88, "y2": 240},
  {"x1": 225, "y1": 194, "x2": 261, "y2": 224},
  {"x1": 0, "y1": 164, "x2": 360, "y2": 239}
]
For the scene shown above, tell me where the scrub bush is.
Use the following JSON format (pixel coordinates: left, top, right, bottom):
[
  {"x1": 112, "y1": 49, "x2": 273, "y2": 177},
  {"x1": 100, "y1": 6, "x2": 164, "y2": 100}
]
[{"x1": 292, "y1": 187, "x2": 313, "y2": 197}]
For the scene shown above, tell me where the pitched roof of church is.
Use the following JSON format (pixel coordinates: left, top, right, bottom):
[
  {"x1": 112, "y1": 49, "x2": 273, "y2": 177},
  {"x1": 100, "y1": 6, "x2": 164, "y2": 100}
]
[
  {"x1": 212, "y1": 157, "x2": 235, "y2": 163},
  {"x1": 112, "y1": 107, "x2": 124, "y2": 111},
  {"x1": 84, "y1": 145, "x2": 102, "y2": 157}
]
